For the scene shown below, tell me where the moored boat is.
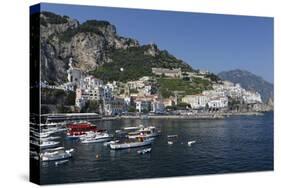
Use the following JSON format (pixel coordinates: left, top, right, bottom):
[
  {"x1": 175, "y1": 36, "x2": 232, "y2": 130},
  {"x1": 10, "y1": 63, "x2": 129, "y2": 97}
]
[
  {"x1": 137, "y1": 148, "x2": 152, "y2": 154},
  {"x1": 80, "y1": 132, "x2": 113, "y2": 143},
  {"x1": 66, "y1": 121, "x2": 98, "y2": 139},
  {"x1": 167, "y1": 134, "x2": 178, "y2": 145},
  {"x1": 31, "y1": 131, "x2": 51, "y2": 138},
  {"x1": 30, "y1": 140, "x2": 60, "y2": 149},
  {"x1": 110, "y1": 137, "x2": 154, "y2": 150},
  {"x1": 40, "y1": 147, "x2": 74, "y2": 162},
  {"x1": 127, "y1": 126, "x2": 160, "y2": 139},
  {"x1": 188, "y1": 140, "x2": 196, "y2": 146}
]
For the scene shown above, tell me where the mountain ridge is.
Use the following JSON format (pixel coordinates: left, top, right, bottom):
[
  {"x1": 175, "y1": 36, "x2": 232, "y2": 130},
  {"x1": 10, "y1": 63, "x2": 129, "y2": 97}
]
[{"x1": 218, "y1": 69, "x2": 273, "y2": 103}]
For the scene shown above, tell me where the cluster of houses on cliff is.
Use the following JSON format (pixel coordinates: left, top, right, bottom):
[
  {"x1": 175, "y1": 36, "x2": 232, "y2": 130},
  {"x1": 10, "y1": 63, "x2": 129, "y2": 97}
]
[
  {"x1": 182, "y1": 81, "x2": 262, "y2": 110},
  {"x1": 42, "y1": 58, "x2": 263, "y2": 115}
]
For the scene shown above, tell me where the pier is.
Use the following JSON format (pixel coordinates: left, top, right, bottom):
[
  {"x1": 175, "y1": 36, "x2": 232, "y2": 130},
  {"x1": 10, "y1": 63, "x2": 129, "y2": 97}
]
[{"x1": 42, "y1": 113, "x2": 102, "y2": 123}]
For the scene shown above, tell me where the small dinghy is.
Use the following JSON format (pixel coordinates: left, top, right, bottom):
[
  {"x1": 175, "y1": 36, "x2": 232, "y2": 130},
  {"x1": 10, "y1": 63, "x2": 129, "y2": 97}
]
[
  {"x1": 167, "y1": 134, "x2": 178, "y2": 145},
  {"x1": 167, "y1": 135, "x2": 178, "y2": 138},
  {"x1": 137, "y1": 148, "x2": 152, "y2": 155},
  {"x1": 168, "y1": 141, "x2": 173, "y2": 145},
  {"x1": 188, "y1": 140, "x2": 196, "y2": 147}
]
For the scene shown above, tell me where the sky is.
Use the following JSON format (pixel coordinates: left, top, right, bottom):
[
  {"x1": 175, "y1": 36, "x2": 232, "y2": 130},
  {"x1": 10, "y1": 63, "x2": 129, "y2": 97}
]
[{"x1": 40, "y1": 3, "x2": 274, "y2": 83}]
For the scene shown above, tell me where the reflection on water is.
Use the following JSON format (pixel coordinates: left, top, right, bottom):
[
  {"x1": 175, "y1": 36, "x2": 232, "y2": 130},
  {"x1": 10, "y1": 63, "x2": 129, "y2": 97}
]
[{"x1": 40, "y1": 112, "x2": 273, "y2": 184}]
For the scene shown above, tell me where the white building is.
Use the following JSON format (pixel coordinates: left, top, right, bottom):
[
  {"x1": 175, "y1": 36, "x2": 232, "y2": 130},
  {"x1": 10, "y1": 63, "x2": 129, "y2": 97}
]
[
  {"x1": 135, "y1": 100, "x2": 151, "y2": 113},
  {"x1": 124, "y1": 97, "x2": 131, "y2": 106},
  {"x1": 83, "y1": 76, "x2": 103, "y2": 90},
  {"x1": 207, "y1": 96, "x2": 228, "y2": 109},
  {"x1": 182, "y1": 94, "x2": 209, "y2": 109},
  {"x1": 152, "y1": 68, "x2": 182, "y2": 78},
  {"x1": 242, "y1": 91, "x2": 262, "y2": 104},
  {"x1": 67, "y1": 58, "x2": 84, "y2": 87},
  {"x1": 151, "y1": 101, "x2": 165, "y2": 114}
]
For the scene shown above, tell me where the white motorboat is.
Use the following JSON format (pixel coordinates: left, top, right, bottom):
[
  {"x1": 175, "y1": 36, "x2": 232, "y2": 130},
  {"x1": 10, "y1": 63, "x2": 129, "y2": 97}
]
[
  {"x1": 31, "y1": 131, "x2": 51, "y2": 138},
  {"x1": 40, "y1": 141, "x2": 60, "y2": 149},
  {"x1": 80, "y1": 132, "x2": 113, "y2": 143},
  {"x1": 168, "y1": 141, "x2": 173, "y2": 145},
  {"x1": 110, "y1": 137, "x2": 154, "y2": 150},
  {"x1": 40, "y1": 147, "x2": 74, "y2": 162},
  {"x1": 127, "y1": 126, "x2": 160, "y2": 139},
  {"x1": 167, "y1": 134, "x2": 178, "y2": 145},
  {"x1": 137, "y1": 148, "x2": 152, "y2": 154},
  {"x1": 188, "y1": 140, "x2": 196, "y2": 147},
  {"x1": 31, "y1": 140, "x2": 60, "y2": 149},
  {"x1": 167, "y1": 134, "x2": 178, "y2": 138}
]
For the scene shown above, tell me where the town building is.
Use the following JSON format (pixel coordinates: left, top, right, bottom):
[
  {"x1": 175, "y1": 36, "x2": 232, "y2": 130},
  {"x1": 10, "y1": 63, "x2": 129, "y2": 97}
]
[
  {"x1": 90, "y1": 86, "x2": 104, "y2": 101},
  {"x1": 162, "y1": 97, "x2": 176, "y2": 107},
  {"x1": 152, "y1": 68, "x2": 182, "y2": 78},
  {"x1": 135, "y1": 100, "x2": 151, "y2": 113},
  {"x1": 103, "y1": 85, "x2": 113, "y2": 102},
  {"x1": 103, "y1": 97, "x2": 125, "y2": 116},
  {"x1": 151, "y1": 100, "x2": 165, "y2": 114},
  {"x1": 67, "y1": 57, "x2": 84, "y2": 87},
  {"x1": 207, "y1": 96, "x2": 228, "y2": 109},
  {"x1": 75, "y1": 88, "x2": 89, "y2": 109},
  {"x1": 181, "y1": 94, "x2": 209, "y2": 109},
  {"x1": 83, "y1": 76, "x2": 103, "y2": 89},
  {"x1": 242, "y1": 91, "x2": 262, "y2": 104},
  {"x1": 127, "y1": 80, "x2": 145, "y2": 90}
]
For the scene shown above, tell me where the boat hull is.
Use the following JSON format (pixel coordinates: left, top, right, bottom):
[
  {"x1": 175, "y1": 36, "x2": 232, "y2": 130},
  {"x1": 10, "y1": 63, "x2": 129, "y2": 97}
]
[
  {"x1": 81, "y1": 137, "x2": 112, "y2": 143},
  {"x1": 110, "y1": 138, "x2": 154, "y2": 150},
  {"x1": 42, "y1": 154, "x2": 72, "y2": 162},
  {"x1": 127, "y1": 132, "x2": 159, "y2": 139}
]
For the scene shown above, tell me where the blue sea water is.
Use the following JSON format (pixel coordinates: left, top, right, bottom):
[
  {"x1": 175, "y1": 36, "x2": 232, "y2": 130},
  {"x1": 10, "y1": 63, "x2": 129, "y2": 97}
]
[{"x1": 40, "y1": 112, "x2": 273, "y2": 184}]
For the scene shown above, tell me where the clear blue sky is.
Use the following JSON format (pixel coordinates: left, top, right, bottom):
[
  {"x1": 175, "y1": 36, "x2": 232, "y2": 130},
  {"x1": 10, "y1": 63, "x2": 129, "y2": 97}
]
[{"x1": 40, "y1": 3, "x2": 274, "y2": 83}]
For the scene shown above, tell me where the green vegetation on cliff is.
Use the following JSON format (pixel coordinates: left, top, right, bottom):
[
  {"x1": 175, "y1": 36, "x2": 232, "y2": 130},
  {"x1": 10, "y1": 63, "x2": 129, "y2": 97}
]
[
  {"x1": 90, "y1": 45, "x2": 193, "y2": 82},
  {"x1": 158, "y1": 77, "x2": 213, "y2": 98}
]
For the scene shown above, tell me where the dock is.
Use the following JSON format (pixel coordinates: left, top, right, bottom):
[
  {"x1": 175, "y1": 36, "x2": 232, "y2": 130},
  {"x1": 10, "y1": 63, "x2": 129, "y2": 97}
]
[{"x1": 42, "y1": 113, "x2": 102, "y2": 123}]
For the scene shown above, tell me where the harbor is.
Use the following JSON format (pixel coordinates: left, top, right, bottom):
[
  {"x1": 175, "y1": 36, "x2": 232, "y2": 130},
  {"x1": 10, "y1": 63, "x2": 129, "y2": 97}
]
[{"x1": 30, "y1": 112, "x2": 273, "y2": 184}]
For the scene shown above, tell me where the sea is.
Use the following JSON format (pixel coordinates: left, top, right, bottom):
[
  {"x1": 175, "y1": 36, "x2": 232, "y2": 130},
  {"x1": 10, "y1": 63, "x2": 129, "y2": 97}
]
[{"x1": 39, "y1": 112, "x2": 273, "y2": 184}]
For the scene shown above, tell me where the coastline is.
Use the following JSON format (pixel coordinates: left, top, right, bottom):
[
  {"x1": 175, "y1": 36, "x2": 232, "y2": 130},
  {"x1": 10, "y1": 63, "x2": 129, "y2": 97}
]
[
  {"x1": 43, "y1": 111, "x2": 268, "y2": 123},
  {"x1": 99, "y1": 111, "x2": 266, "y2": 121}
]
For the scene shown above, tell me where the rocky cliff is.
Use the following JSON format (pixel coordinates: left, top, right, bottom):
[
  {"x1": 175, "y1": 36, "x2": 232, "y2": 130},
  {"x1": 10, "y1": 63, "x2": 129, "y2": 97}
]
[{"x1": 39, "y1": 11, "x2": 192, "y2": 84}]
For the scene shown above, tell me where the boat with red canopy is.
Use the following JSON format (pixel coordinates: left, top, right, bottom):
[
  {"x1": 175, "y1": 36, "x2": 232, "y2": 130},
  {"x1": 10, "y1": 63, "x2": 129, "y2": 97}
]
[{"x1": 66, "y1": 121, "x2": 98, "y2": 139}]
